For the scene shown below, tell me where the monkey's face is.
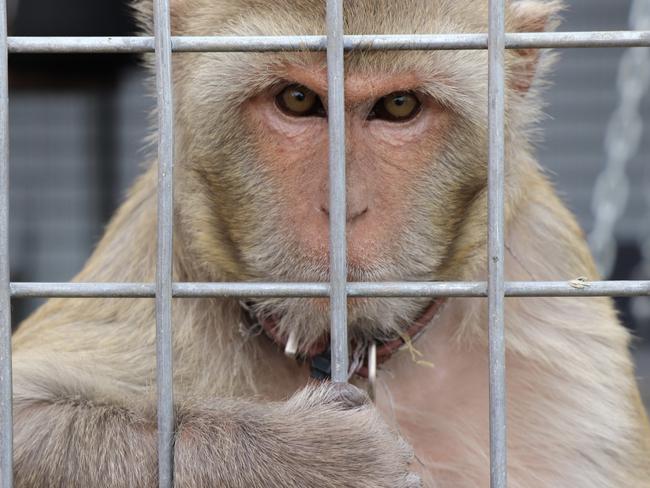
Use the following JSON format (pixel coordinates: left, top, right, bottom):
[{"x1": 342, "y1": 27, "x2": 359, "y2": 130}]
[
  {"x1": 169, "y1": 0, "x2": 552, "y2": 338},
  {"x1": 244, "y1": 65, "x2": 469, "y2": 277},
  {"x1": 176, "y1": 51, "x2": 489, "y2": 286}
]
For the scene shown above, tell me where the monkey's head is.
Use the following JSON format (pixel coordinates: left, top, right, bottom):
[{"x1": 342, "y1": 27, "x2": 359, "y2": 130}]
[{"x1": 136, "y1": 0, "x2": 563, "y2": 345}]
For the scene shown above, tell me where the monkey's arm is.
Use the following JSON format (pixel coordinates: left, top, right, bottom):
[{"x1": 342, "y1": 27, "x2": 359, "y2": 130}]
[{"x1": 11, "y1": 360, "x2": 418, "y2": 488}]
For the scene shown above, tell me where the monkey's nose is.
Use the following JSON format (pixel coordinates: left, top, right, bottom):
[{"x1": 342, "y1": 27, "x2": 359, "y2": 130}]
[{"x1": 320, "y1": 205, "x2": 368, "y2": 223}]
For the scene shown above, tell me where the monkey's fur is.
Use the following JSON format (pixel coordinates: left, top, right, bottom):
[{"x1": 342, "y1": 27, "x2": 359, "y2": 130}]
[{"x1": 8, "y1": 1, "x2": 650, "y2": 487}]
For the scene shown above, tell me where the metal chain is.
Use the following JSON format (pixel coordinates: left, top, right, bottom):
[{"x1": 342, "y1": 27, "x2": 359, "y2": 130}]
[{"x1": 588, "y1": 0, "x2": 650, "y2": 278}]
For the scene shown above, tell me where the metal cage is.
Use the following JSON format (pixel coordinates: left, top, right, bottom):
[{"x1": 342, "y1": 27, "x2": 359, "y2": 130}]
[{"x1": 1, "y1": 1, "x2": 649, "y2": 487}]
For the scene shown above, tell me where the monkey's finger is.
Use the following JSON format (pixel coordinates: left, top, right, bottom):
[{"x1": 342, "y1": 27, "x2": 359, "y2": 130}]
[
  {"x1": 324, "y1": 382, "x2": 371, "y2": 409},
  {"x1": 286, "y1": 382, "x2": 369, "y2": 410}
]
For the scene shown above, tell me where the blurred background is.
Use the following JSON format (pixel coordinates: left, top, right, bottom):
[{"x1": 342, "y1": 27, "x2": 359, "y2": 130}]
[{"x1": 5, "y1": 1, "x2": 650, "y2": 403}]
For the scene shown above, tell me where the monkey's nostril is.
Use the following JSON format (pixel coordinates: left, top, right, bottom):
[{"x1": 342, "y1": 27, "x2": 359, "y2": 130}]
[
  {"x1": 348, "y1": 206, "x2": 368, "y2": 223},
  {"x1": 354, "y1": 207, "x2": 369, "y2": 219},
  {"x1": 320, "y1": 206, "x2": 368, "y2": 223}
]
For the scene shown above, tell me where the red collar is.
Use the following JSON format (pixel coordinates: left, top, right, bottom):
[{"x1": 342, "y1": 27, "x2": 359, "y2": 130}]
[{"x1": 254, "y1": 299, "x2": 445, "y2": 379}]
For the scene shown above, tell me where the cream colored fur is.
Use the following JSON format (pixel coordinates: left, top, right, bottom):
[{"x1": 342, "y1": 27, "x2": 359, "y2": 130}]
[{"x1": 8, "y1": 1, "x2": 650, "y2": 487}]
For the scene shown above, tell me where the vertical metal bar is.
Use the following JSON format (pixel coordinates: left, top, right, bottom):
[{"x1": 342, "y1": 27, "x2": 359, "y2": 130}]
[
  {"x1": 0, "y1": 0, "x2": 12, "y2": 486},
  {"x1": 326, "y1": 0, "x2": 349, "y2": 383},
  {"x1": 153, "y1": 0, "x2": 175, "y2": 485},
  {"x1": 487, "y1": 0, "x2": 507, "y2": 487}
]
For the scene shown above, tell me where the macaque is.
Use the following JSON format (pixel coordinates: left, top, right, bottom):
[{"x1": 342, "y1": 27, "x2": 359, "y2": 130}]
[{"x1": 7, "y1": 0, "x2": 650, "y2": 486}]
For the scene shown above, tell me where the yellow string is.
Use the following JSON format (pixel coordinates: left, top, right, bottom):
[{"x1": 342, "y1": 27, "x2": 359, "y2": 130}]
[{"x1": 398, "y1": 331, "x2": 435, "y2": 369}]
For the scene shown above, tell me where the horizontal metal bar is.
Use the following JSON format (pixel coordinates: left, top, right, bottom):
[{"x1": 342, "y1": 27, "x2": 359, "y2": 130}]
[
  {"x1": 351, "y1": 281, "x2": 650, "y2": 297},
  {"x1": 350, "y1": 282, "x2": 487, "y2": 297},
  {"x1": 8, "y1": 36, "x2": 155, "y2": 53},
  {"x1": 8, "y1": 282, "x2": 328, "y2": 298},
  {"x1": 175, "y1": 283, "x2": 331, "y2": 297},
  {"x1": 506, "y1": 281, "x2": 650, "y2": 297},
  {"x1": 9, "y1": 280, "x2": 650, "y2": 298},
  {"x1": 11, "y1": 282, "x2": 156, "y2": 297},
  {"x1": 509, "y1": 30, "x2": 650, "y2": 48},
  {"x1": 6, "y1": 31, "x2": 650, "y2": 54}
]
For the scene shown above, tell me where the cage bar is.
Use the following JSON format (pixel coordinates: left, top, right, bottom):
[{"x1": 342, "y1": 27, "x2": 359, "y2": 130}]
[
  {"x1": 326, "y1": 0, "x2": 349, "y2": 384},
  {"x1": 0, "y1": 0, "x2": 11, "y2": 486},
  {"x1": 152, "y1": 0, "x2": 175, "y2": 485},
  {"x1": 1, "y1": 2, "x2": 649, "y2": 487},
  {"x1": 5, "y1": 31, "x2": 650, "y2": 53},
  {"x1": 7, "y1": 280, "x2": 650, "y2": 299},
  {"x1": 488, "y1": 0, "x2": 508, "y2": 486}
]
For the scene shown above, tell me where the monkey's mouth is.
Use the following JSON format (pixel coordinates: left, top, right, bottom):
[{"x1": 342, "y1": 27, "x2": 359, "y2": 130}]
[{"x1": 242, "y1": 298, "x2": 445, "y2": 380}]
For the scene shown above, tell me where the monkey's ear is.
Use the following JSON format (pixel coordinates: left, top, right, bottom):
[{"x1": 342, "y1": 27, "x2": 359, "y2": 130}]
[{"x1": 507, "y1": 0, "x2": 565, "y2": 92}]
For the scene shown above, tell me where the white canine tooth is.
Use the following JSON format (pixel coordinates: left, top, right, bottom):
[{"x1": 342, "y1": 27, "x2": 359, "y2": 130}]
[{"x1": 284, "y1": 331, "x2": 298, "y2": 359}]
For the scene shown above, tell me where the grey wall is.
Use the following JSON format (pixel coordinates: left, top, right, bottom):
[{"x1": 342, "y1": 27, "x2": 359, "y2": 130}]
[
  {"x1": 537, "y1": 0, "x2": 649, "y2": 239},
  {"x1": 9, "y1": 71, "x2": 150, "y2": 285}
]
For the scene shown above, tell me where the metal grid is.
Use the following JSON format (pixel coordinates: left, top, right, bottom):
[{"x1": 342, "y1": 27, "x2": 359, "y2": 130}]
[{"x1": 0, "y1": 0, "x2": 649, "y2": 487}]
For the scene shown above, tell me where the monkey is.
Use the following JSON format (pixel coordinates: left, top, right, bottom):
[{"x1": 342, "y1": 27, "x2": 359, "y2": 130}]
[{"x1": 6, "y1": 0, "x2": 650, "y2": 486}]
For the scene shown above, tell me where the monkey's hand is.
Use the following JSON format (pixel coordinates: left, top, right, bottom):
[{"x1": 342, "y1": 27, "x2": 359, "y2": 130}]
[
  {"x1": 12, "y1": 363, "x2": 420, "y2": 488},
  {"x1": 175, "y1": 382, "x2": 421, "y2": 488}
]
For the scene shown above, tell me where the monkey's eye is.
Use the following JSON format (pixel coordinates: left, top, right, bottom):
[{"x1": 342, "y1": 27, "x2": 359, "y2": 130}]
[
  {"x1": 276, "y1": 84, "x2": 326, "y2": 118},
  {"x1": 369, "y1": 91, "x2": 421, "y2": 122}
]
